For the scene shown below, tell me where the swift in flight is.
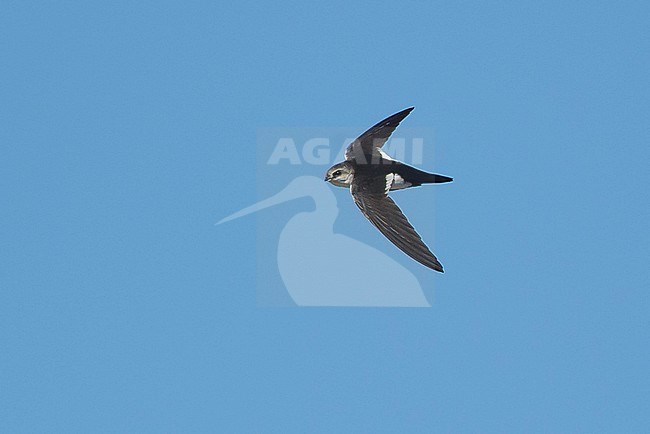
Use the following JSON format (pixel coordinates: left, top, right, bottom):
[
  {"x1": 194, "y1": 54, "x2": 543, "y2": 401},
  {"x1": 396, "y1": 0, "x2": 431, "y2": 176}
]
[{"x1": 324, "y1": 107, "x2": 452, "y2": 272}]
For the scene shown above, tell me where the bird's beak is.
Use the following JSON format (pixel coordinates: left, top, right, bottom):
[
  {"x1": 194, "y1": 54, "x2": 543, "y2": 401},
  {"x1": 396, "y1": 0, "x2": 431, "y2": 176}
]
[
  {"x1": 324, "y1": 174, "x2": 331, "y2": 182},
  {"x1": 217, "y1": 181, "x2": 304, "y2": 225}
]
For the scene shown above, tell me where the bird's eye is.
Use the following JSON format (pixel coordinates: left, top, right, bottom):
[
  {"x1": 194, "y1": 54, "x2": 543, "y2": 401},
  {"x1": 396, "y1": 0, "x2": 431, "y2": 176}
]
[{"x1": 333, "y1": 170, "x2": 342, "y2": 177}]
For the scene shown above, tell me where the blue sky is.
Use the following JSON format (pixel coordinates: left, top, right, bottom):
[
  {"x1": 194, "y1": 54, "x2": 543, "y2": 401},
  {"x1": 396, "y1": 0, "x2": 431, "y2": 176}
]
[{"x1": 2, "y1": 1, "x2": 649, "y2": 432}]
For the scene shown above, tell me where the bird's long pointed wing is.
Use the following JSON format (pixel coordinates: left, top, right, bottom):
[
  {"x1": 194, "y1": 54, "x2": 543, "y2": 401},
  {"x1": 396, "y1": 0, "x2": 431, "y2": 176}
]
[
  {"x1": 351, "y1": 190, "x2": 444, "y2": 272},
  {"x1": 345, "y1": 107, "x2": 414, "y2": 162}
]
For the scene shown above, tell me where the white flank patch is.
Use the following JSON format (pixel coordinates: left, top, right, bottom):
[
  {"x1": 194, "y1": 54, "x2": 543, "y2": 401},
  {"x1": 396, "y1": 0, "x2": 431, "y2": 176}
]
[
  {"x1": 385, "y1": 173, "x2": 395, "y2": 193},
  {"x1": 390, "y1": 174, "x2": 412, "y2": 190},
  {"x1": 379, "y1": 149, "x2": 395, "y2": 161}
]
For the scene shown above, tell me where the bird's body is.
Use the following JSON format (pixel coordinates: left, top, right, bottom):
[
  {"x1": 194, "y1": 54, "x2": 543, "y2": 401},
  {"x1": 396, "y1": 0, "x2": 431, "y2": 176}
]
[{"x1": 325, "y1": 107, "x2": 452, "y2": 272}]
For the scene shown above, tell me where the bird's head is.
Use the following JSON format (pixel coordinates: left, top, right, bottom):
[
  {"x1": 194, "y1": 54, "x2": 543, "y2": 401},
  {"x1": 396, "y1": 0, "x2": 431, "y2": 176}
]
[{"x1": 324, "y1": 161, "x2": 354, "y2": 187}]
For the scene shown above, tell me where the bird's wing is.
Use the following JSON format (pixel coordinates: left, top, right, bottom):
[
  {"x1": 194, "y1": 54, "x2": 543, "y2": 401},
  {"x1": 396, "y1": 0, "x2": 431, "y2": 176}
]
[
  {"x1": 345, "y1": 107, "x2": 414, "y2": 162},
  {"x1": 350, "y1": 181, "x2": 443, "y2": 272}
]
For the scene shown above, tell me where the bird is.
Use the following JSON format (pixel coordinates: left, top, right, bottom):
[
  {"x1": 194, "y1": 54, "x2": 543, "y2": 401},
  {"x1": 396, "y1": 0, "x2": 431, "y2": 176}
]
[{"x1": 324, "y1": 107, "x2": 452, "y2": 272}]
